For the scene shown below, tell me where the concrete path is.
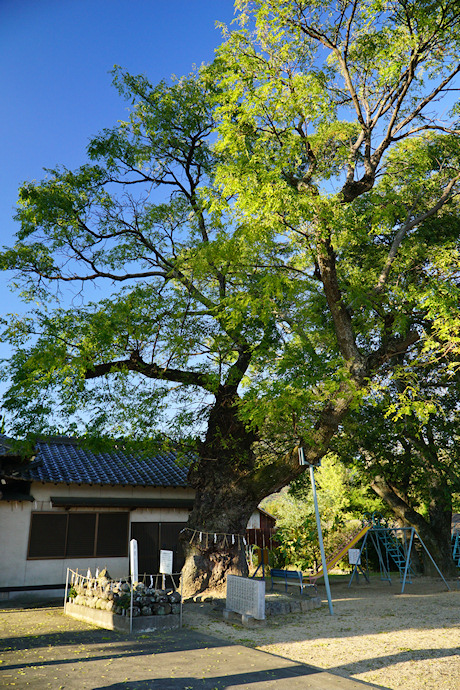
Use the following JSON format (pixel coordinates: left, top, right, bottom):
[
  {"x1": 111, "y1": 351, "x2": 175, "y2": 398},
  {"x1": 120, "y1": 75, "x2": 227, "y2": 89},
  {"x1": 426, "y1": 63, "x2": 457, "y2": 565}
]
[{"x1": 0, "y1": 603, "x2": 387, "y2": 689}]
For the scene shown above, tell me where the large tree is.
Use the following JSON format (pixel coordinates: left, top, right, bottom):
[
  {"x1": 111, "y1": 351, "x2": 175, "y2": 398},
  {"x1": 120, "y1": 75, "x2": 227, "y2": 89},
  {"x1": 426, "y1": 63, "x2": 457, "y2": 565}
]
[
  {"x1": 335, "y1": 349, "x2": 460, "y2": 575},
  {"x1": 1, "y1": 1, "x2": 460, "y2": 595}
]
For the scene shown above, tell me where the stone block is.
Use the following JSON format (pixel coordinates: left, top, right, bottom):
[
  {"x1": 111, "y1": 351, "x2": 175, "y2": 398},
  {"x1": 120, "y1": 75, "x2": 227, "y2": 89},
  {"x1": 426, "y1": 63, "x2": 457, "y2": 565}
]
[
  {"x1": 265, "y1": 600, "x2": 291, "y2": 616},
  {"x1": 289, "y1": 600, "x2": 302, "y2": 613},
  {"x1": 242, "y1": 613, "x2": 266, "y2": 627},
  {"x1": 223, "y1": 608, "x2": 241, "y2": 621},
  {"x1": 300, "y1": 596, "x2": 322, "y2": 611},
  {"x1": 65, "y1": 602, "x2": 180, "y2": 632}
]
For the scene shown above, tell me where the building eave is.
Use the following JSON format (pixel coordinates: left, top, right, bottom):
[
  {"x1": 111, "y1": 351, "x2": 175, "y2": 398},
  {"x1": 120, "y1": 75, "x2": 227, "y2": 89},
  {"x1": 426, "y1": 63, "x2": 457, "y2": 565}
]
[{"x1": 50, "y1": 496, "x2": 195, "y2": 509}]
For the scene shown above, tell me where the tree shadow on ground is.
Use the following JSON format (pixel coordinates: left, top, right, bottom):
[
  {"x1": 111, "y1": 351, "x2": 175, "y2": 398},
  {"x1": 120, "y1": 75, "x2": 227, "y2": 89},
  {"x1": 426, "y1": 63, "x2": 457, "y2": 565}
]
[
  {"x1": 329, "y1": 646, "x2": 460, "y2": 676},
  {"x1": 188, "y1": 580, "x2": 460, "y2": 644},
  {"x1": 92, "y1": 664, "x2": 323, "y2": 690},
  {"x1": 0, "y1": 627, "x2": 227, "y2": 654},
  {"x1": 0, "y1": 630, "x2": 365, "y2": 690}
]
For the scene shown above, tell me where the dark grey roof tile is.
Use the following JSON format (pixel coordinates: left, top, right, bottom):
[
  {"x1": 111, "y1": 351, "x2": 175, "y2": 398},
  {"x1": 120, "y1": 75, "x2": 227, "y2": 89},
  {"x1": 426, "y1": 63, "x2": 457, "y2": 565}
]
[{"x1": 17, "y1": 438, "x2": 191, "y2": 488}]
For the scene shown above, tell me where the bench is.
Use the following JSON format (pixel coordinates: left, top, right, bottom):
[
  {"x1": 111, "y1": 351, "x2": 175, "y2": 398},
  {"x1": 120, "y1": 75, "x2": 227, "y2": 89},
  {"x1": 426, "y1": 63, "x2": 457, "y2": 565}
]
[{"x1": 270, "y1": 569, "x2": 317, "y2": 596}]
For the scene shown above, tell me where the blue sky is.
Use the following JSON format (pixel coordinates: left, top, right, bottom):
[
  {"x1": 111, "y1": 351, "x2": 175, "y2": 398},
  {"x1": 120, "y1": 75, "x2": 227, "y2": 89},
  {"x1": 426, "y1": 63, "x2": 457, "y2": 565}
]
[{"x1": 0, "y1": 0, "x2": 236, "y2": 325}]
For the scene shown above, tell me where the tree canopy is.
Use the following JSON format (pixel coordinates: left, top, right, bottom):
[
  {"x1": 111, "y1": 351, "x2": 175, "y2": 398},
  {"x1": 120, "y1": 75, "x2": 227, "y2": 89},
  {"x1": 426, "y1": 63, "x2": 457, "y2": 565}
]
[
  {"x1": 1, "y1": 0, "x2": 460, "y2": 593},
  {"x1": 335, "y1": 346, "x2": 460, "y2": 573}
]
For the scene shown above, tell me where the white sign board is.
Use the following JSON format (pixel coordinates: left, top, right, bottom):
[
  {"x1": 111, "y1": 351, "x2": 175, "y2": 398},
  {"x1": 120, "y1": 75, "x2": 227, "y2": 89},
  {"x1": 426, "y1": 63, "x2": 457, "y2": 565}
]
[
  {"x1": 130, "y1": 539, "x2": 139, "y2": 583},
  {"x1": 160, "y1": 549, "x2": 174, "y2": 575},
  {"x1": 226, "y1": 574, "x2": 265, "y2": 620},
  {"x1": 348, "y1": 548, "x2": 361, "y2": 565}
]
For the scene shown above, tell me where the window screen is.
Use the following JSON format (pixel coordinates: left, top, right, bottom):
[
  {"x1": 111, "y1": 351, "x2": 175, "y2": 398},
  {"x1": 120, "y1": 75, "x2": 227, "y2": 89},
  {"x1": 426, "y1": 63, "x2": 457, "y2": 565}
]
[
  {"x1": 96, "y1": 513, "x2": 129, "y2": 557},
  {"x1": 28, "y1": 513, "x2": 67, "y2": 558},
  {"x1": 28, "y1": 511, "x2": 129, "y2": 559},
  {"x1": 66, "y1": 513, "x2": 97, "y2": 557}
]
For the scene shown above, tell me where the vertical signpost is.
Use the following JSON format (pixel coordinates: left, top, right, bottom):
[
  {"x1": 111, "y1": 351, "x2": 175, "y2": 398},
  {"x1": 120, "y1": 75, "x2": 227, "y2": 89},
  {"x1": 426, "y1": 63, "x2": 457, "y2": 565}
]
[
  {"x1": 299, "y1": 447, "x2": 334, "y2": 616},
  {"x1": 129, "y1": 539, "x2": 138, "y2": 633},
  {"x1": 130, "y1": 538, "x2": 139, "y2": 582}
]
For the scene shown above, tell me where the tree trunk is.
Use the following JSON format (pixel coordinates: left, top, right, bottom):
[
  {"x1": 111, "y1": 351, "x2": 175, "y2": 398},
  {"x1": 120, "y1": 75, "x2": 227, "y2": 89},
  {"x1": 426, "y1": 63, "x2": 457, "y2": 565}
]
[
  {"x1": 419, "y1": 489, "x2": 455, "y2": 578},
  {"x1": 180, "y1": 385, "x2": 263, "y2": 598},
  {"x1": 180, "y1": 459, "x2": 263, "y2": 597},
  {"x1": 415, "y1": 508, "x2": 455, "y2": 578},
  {"x1": 180, "y1": 499, "x2": 257, "y2": 598},
  {"x1": 179, "y1": 377, "x2": 364, "y2": 597}
]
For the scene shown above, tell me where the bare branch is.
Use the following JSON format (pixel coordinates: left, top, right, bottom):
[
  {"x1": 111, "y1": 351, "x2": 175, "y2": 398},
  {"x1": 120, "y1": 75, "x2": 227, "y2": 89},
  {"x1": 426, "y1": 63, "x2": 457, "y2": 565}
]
[{"x1": 374, "y1": 171, "x2": 460, "y2": 292}]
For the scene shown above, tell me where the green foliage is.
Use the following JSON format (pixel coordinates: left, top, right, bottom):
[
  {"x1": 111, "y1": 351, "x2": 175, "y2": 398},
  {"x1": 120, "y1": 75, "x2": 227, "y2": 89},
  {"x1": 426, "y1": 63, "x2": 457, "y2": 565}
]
[
  {"x1": 336, "y1": 353, "x2": 460, "y2": 517},
  {"x1": 117, "y1": 593, "x2": 131, "y2": 610},
  {"x1": 263, "y1": 454, "x2": 385, "y2": 570}
]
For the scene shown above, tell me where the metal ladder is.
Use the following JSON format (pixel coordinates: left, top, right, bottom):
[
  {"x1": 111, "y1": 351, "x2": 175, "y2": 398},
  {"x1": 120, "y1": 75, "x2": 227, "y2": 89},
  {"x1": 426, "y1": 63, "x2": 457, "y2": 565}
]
[
  {"x1": 373, "y1": 527, "x2": 414, "y2": 581},
  {"x1": 451, "y1": 528, "x2": 460, "y2": 567},
  {"x1": 368, "y1": 513, "x2": 414, "y2": 583},
  {"x1": 350, "y1": 512, "x2": 450, "y2": 593}
]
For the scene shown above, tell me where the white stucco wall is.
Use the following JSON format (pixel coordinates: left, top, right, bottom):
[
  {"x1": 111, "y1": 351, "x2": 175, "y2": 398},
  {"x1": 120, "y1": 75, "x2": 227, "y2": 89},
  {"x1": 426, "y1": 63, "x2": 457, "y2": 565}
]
[
  {"x1": 0, "y1": 500, "x2": 30, "y2": 589},
  {"x1": 31, "y1": 481, "x2": 194, "y2": 507},
  {"x1": 130, "y1": 507, "x2": 190, "y2": 523},
  {"x1": 246, "y1": 511, "x2": 261, "y2": 529}
]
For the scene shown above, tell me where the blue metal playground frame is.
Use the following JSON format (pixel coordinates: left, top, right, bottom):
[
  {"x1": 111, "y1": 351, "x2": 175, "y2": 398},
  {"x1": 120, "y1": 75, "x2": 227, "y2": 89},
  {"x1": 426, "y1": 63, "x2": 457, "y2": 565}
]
[
  {"x1": 452, "y1": 526, "x2": 460, "y2": 568},
  {"x1": 348, "y1": 513, "x2": 451, "y2": 593}
]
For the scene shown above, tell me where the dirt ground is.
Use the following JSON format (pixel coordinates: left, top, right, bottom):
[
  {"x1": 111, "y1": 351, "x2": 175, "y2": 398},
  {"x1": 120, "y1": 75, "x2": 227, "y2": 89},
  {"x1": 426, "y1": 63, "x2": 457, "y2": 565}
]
[
  {"x1": 0, "y1": 575, "x2": 459, "y2": 690},
  {"x1": 184, "y1": 576, "x2": 460, "y2": 690}
]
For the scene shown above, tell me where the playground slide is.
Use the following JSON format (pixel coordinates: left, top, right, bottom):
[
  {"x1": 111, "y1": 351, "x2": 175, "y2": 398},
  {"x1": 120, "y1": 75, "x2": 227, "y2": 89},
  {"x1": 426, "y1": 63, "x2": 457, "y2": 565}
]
[{"x1": 309, "y1": 524, "x2": 371, "y2": 583}]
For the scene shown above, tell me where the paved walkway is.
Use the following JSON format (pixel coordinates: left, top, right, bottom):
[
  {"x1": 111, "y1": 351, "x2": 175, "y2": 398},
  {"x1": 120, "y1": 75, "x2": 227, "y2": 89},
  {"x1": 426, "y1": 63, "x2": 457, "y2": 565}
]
[{"x1": 0, "y1": 602, "x2": 387, "y2": 689}]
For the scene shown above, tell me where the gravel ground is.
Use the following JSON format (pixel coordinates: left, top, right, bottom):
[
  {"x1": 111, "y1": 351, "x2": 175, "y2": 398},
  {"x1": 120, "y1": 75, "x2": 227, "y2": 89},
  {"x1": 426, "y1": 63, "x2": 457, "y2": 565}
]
[
  {"x1": 182, "y1": 576, "x2": 460, "y2": 690},
  {"x1": 0, "y1": 575, "x2": 459, "y2": 690}
]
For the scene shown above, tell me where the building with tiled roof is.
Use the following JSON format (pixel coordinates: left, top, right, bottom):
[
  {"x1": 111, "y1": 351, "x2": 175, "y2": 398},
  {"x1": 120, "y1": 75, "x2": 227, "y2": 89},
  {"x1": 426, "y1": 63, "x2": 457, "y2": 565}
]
[
  {"x1": 0, "y1": 436, "x2": 195, "y2": 597},
  {"x1": 0, "y1": 436, "x2": 276, "y2": 599}
]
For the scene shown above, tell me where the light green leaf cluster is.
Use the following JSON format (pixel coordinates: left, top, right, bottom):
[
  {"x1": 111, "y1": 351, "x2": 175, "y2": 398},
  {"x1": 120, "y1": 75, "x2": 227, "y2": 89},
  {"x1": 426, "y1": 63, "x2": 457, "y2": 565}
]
[
  {"x1": 1, "y1": 1, "x2": 459, "y2": 477},
  {"x1": 263, "y1": 453, "x2": 384, "y2": 569},
  {"x1": 337, "y1": 350, "x2": 460, "y2": 524}
]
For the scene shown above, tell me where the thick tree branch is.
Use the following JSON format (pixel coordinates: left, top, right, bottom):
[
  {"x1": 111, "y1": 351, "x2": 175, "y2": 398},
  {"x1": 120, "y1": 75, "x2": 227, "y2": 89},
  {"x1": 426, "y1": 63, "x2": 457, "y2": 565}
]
[
  {"x1": 315, "y1": 230, "x2": 365, "y2": 370},
  {"x1": 85, "y1": 351, "x2": 217, "y2": 392},
  {"x1": 252, "y1": 379, "x2": 361, "y2": 495},
  {"x1": 371, "y1": 475, "x2": 430, "y2": 531},
  {"x1": 367, "y1": 330, "x2": 420, "y2": 371},
  {"x1": 251, "y1": 445, "x2": 303, "y2": 496},
  {"x1": 222, "y1": 347, "x2": 253, "y2": 394}
]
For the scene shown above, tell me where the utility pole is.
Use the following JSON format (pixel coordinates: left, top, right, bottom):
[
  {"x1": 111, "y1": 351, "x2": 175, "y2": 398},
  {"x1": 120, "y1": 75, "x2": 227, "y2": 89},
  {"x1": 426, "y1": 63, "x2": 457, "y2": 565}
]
[{"x1": 299, "y1": 447, "x2": 334, "y2": 615}]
